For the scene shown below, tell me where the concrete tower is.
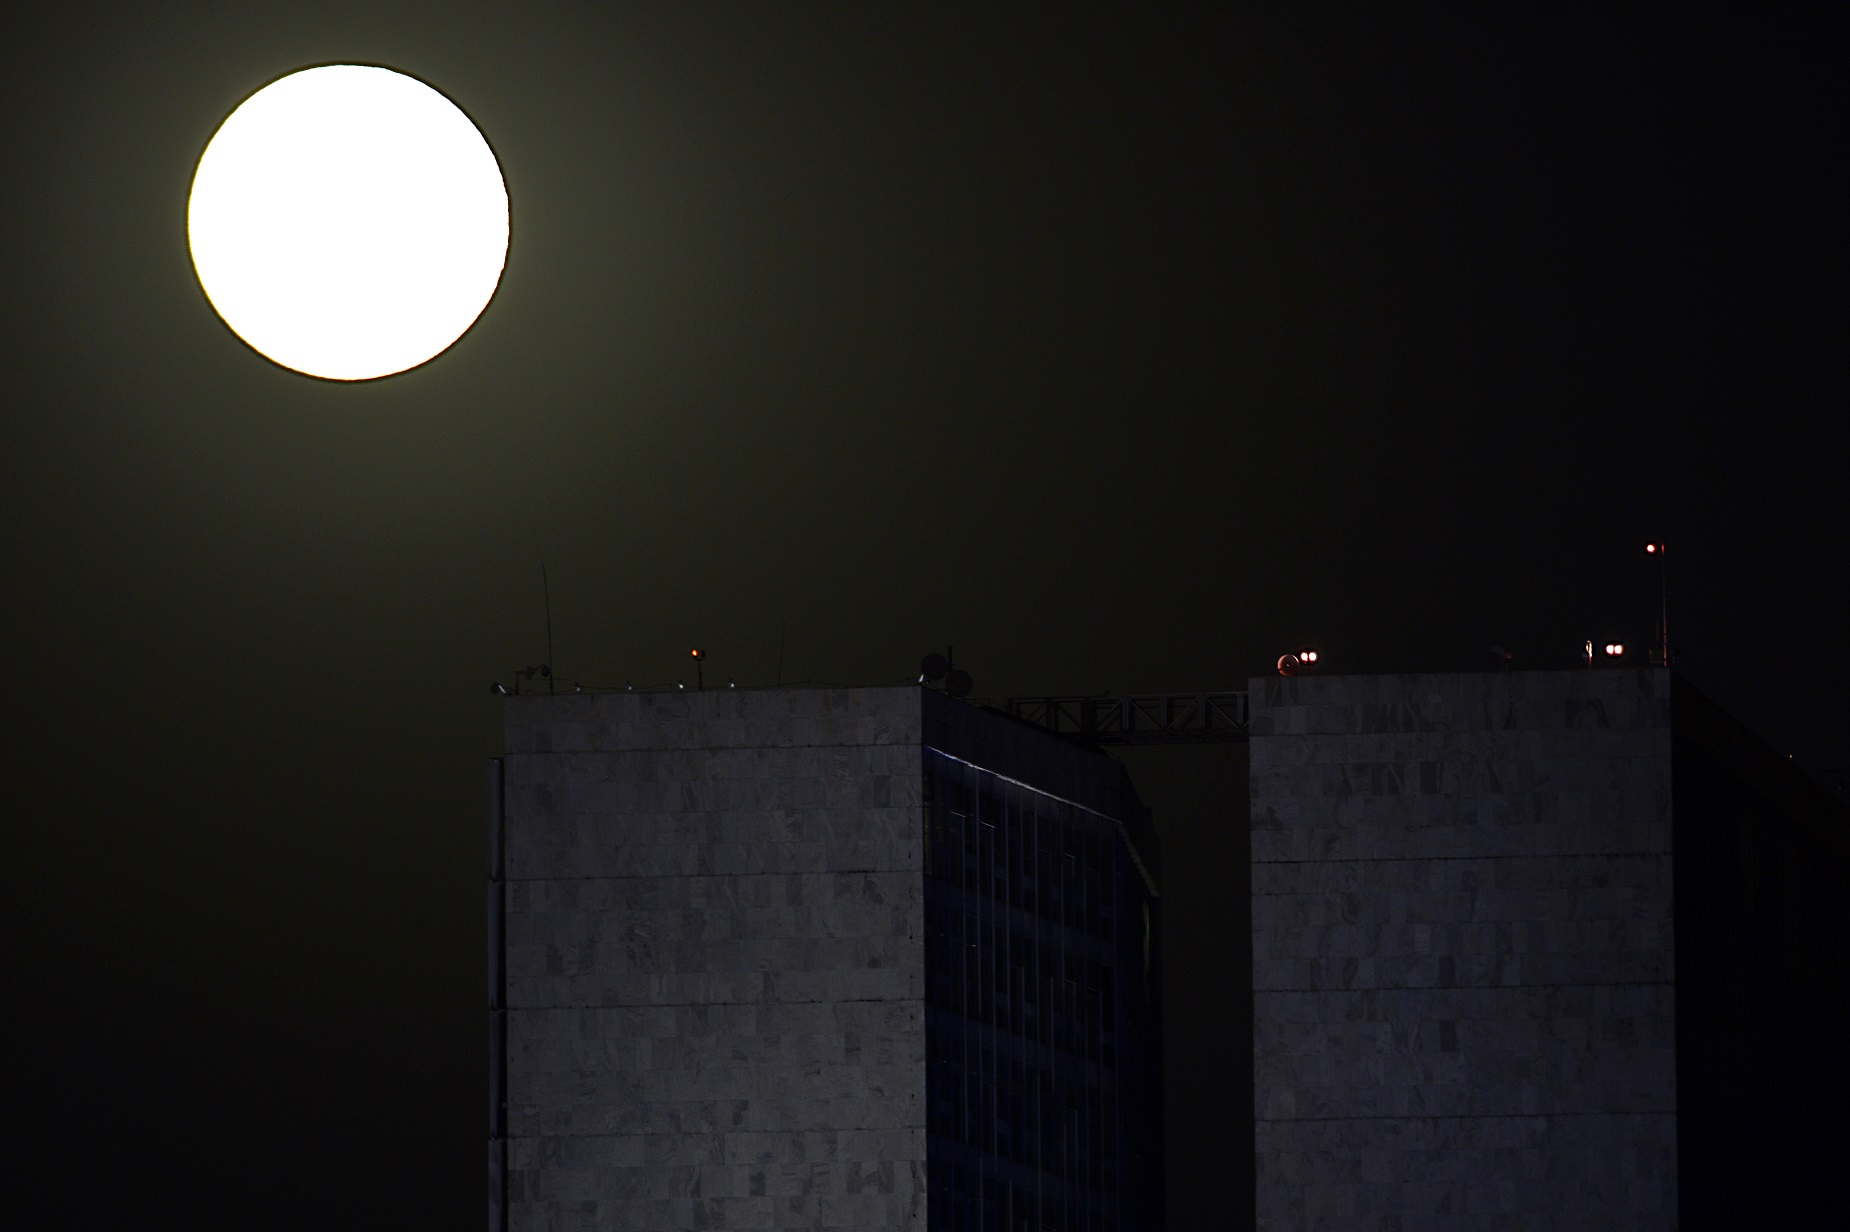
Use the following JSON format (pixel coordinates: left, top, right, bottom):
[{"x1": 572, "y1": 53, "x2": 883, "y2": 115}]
[
  {"x1": 488, "y1": 685, "x2": 1164, "y2": 1231},
  {"x1": 1249, "y1": 669, "x2": 1849, "y2": 1229}
]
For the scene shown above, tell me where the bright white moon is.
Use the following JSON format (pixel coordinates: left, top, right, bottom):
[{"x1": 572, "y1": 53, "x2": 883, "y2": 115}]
[{"x1": 188, "y1": 65, "x2": 509, "y2": 381}]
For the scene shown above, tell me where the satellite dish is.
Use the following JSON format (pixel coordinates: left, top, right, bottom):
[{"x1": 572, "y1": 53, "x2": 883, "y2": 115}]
[
  {"x1": 945, "y1": 668, "x2": 973, "y2": 698},
  {"x1": 1276, "y1": 653, "x2": 1299, "y2": 677},
  {"x1": 920, "y1": 652, "x2": 949, "y2": 682}
]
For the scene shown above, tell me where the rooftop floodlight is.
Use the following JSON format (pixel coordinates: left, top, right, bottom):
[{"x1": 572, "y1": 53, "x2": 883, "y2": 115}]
[
  {"x1": 1279, "y1": 646, "x2": 1320, "y2": 676},
  {"x1": 1605, "y1": 642, "x2": 1625, "y2": 657},
  {"x1": 490, "y1": 682, "x2": 508, "y2": 695}
]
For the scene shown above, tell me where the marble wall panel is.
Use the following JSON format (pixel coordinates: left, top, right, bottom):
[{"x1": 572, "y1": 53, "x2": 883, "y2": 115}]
[
  {"x1": 502, "y1": 688, "x2": 929, "y2": 1232},
  {"x1": 1251, "y1": 671, "x2": 1676, "y2": 1231}
]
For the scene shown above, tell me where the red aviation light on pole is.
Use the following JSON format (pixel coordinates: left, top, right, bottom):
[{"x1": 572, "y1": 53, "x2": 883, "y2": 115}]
[{"x1": 690, "y1": 648, "x2": 704, "y2": 690}]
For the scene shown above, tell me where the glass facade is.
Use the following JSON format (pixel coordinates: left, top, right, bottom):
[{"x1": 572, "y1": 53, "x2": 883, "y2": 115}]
[{"x1": 923, "y1": 748, "x2": 1164, "y2": 1232}]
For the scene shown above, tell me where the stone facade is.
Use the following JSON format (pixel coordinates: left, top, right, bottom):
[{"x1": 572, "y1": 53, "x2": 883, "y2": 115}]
[
  {"x1": 496, "y1": 687, "x2": 929, "y2": 1231},
  {"x1": 489, "y1": 686, "x2": 1163, "y2": 1231},
  {"x1": 1250, "y1": 670, "x2": 1676, "y2": 1230}
]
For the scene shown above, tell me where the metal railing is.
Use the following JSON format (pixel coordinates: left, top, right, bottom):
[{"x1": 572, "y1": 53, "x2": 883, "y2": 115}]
[{"x1": 1004, "y1": 692, "x2": 1250, "y2": 745}]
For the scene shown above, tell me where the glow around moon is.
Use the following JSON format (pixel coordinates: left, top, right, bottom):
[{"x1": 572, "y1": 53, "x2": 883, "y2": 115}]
[{"x1": 188, "y1": 65, "x2": 509, "y2": 382}]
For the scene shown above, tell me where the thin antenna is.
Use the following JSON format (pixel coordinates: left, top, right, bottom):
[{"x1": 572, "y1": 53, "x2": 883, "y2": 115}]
[
  {"x1": 1658, "y1": 546, "x2": 1671, "y2": 668},
  {"x1": 539, "y1": 552, "x2": 556, "y2": 694},
  {"x1": 1646, "y1": 542, "x2": 1672, "y2": 667}
]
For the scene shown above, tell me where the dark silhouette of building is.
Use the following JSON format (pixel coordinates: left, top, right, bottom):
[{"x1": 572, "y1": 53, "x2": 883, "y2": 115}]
[
  {"x1": 488, "y1": 686, "x2": 1163, "y2": 1231},
  {"x1": 1664, "y1": 674, "x2": 1848, "y2": 1230}
]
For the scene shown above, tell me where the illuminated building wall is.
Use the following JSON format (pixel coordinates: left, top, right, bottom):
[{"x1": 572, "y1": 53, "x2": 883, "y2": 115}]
[
  {"x1": 489, "y1": 686, "x2": 1163, "y2": 1232},
  {"x1": 1249, "y1": 668, "x2": 1850, "y2": 1229},
  {"x1": 1250, "y1": 670, "x2": 1679, "y2": 1228}
]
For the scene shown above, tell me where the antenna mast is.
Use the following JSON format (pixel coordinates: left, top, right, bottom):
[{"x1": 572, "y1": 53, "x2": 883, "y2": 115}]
[
  {"x1": 1646, "y1": 543, "x2": 1671, "y2": 667},
  {"x1": 540, "y1": 554, "x2": 556, "y2": 694}
]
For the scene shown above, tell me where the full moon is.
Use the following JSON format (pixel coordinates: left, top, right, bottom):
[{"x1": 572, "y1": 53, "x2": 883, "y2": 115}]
[{"x1": 188, "y1": 65, "x2": 509, "y2": 382}]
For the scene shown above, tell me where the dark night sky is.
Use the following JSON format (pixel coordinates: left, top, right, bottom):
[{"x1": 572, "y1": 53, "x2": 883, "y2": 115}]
[{"x1": 3, "y1": 5, "x2": 1843, "y2": 1227}]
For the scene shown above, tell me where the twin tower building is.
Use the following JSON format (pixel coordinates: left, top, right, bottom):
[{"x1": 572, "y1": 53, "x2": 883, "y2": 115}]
[{"x1": 489, "y1": 671, "x2": 1846, "y2": 1230}]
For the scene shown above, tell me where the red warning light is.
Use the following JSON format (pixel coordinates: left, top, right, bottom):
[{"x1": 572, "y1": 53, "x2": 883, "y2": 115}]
[{"x1": 690, "y1": 648, "x2": 703, "y2": 659}]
